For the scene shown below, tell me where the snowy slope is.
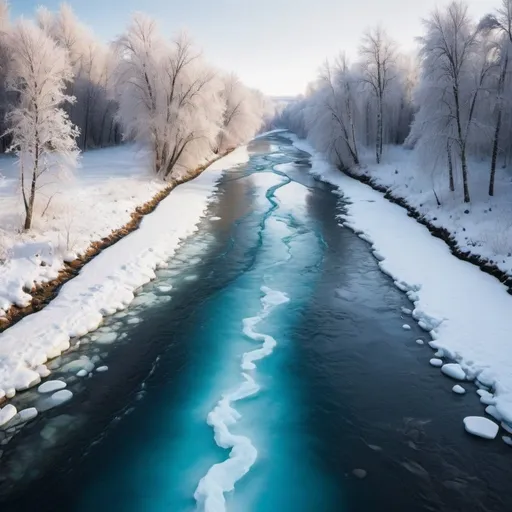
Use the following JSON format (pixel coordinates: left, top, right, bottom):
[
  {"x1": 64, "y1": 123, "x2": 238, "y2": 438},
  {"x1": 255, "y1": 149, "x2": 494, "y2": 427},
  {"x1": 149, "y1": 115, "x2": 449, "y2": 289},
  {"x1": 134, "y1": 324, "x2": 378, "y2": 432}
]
[
  {"x1": 0, "y1": 145, "x2": 166, "y2": 316},
  {"x1": 288, "y1": 134, "x2": 512, "y2": 434},
  {"x1": 351, "y1": 146, "x2": 512, "y2": 279},
  {"x1": 0, "y1": 147, "x2": 249, "y2": 396}
]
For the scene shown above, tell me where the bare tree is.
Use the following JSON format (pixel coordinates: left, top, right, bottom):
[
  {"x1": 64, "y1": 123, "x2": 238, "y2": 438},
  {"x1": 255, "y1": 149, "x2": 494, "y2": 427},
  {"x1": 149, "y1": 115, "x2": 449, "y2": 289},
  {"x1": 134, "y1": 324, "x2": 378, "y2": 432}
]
[
  {"x1": 5, "y1": 19, "x2": 79, "y2": 230},
  {"x1": 359, "y1": 26, "x2": 396, "y2": 164},
  {"x1": 479, "y1": 0, "x2": 512, "y2": 196}
]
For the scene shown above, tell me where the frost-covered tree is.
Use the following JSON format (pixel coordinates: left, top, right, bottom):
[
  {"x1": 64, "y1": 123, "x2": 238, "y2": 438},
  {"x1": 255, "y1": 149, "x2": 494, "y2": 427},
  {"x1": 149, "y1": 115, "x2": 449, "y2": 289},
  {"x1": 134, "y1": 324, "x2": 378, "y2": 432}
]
[
  {"x1": 5, "y1": 20, "x2": 79, "y2": 230},
  {"x1": 407, "y1": 2, "x2": 488, "y2": 202},
  {"x1": 359, "y1": 27, "x2": 397, "y2": 164},
  {"x1": 36, "y1": 3, "x2": 119, "y2": 150},
  {"x1": 479, "y1": 0, "x2": 512, "y2": 196},
  {"x1": 215, "y1": 73, "x2": 265, "y2": 153},
  {"x1": 114, "y1": 15, "x2": 224, "y2": 178}
]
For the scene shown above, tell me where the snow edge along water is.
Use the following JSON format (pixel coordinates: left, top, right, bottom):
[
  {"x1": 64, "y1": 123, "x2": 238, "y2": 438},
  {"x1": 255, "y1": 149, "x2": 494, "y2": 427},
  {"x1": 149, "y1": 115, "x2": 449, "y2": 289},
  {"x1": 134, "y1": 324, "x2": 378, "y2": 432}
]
[
  {"x1": 284, "y1": 132, "x2": 512, "y2": 440},
  {"x1": 0, "y1": 146, "x2": 250, "y2": 401}
]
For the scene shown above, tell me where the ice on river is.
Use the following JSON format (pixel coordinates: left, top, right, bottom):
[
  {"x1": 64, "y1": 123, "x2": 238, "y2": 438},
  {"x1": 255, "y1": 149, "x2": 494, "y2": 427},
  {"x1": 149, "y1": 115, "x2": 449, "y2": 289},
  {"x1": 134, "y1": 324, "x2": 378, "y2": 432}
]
[
  {"x1": 441, "y1": 364, "x2": 466, "y2": 381},
  {"x1": 38, "y1": 380, "x2": 67, "y2": 394},
  {"x1": 195, "y1": 286, "x2": 289, "y2": 512},
  {"x1": 463, "y1": 416, "x2": 499, "y2": 439}
]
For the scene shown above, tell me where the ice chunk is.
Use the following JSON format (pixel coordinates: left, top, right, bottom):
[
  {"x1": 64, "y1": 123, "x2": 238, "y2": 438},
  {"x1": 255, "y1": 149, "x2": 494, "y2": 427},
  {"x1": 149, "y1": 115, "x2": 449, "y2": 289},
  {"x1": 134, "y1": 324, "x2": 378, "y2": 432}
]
[
  {"x1": 38, "y1": 380, "x2": 67, "y2": 394},
  {"x1": 415, "y1": 339, "x2": 424, "y2": 345},
  {"x1": 441, "y1": 364, "x2": 466, "y2": 381},
  {"x1": 452, "y1": 385, "x2": 466, "y2": 395},
  {"x1": 157, "y1": 285, "x2": 173, "y2": 293},
  {"x1": 477, "y1": 389, "x2": 495, "y2": 406},
  {"x1": 36, "y1": 365, "x2": 51, "y2": 378},
  {"x1": 401, "y1": 307, "x2": 412, "y2": 315},
  {"x1": 502, "y1": 421, "x2": 512, "y2": 435},
  {"x1": 210, "y1": 217, "x2": 221, "y2": 221},
  {"x1": 430, "y1": 358, "x2": 443, "y2": 367},
  {"x1": 61, "y1": 359, "x2": 94, "y2": 373},
  {"x1": 485, "y1": 405, "x2": 503, "y2": 422},
  {"x1": 0, "y1": 404, "x2": 17, "y2": 426},
  {"x1": 76, "y1": 369, "x2": 88, "y2": 378},
  {"x1": 96, "y1": 366, "x2": 108, "y2": 373},
  {"x1": 18, "y1": 408, "x2": 38, "y2": 423},
  {"x1": 95, "y1": 332, "x2": 117, "y2": 344},
  {"x1": 50, "y1": 389, "x2": 73, "y2": 406},
  {"x1": 463, "y1": 416, "x2": 499, "y2": 439},
  {"x1": 402, "y1": 324, "x2": 411, "y2": 330}
]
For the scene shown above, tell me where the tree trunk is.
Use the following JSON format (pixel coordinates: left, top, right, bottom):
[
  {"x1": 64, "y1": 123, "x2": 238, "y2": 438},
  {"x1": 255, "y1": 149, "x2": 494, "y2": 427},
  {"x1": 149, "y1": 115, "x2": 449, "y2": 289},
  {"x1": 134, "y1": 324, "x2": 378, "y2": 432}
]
[
  {"x1": 24, "y1": 148, "x2": 38, "y2": 230},
  {"x1": 376, "y1": 96, "x2": 383, "y2": 164},
  {"x1": 447, "y1": 141, "x2": 454, "y2": 192},
  {"x1": 461, "y1": 149, "x2": 470, "y2": 203},
  {"x1": 489, "y1": 108, "x2": 502, "y2": 197}
]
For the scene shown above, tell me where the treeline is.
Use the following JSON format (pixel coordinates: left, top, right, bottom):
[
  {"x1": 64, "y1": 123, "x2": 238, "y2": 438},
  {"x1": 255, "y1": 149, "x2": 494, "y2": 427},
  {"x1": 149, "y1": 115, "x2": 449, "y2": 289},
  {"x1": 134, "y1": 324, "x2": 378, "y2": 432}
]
[
  {"x1": 0, "y1": 2, "x2": 271, "y2": 229},
  {"x1": 277, "y1": 0, "x2": 512, "y2": 202}
]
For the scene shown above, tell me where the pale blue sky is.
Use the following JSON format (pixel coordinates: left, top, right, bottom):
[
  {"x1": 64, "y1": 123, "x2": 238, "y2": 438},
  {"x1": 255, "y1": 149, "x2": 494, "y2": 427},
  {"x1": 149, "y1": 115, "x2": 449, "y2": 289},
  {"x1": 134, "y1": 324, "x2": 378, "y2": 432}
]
[{"x1": 11, "y1": 0, "x2": 496, "y2": 96}]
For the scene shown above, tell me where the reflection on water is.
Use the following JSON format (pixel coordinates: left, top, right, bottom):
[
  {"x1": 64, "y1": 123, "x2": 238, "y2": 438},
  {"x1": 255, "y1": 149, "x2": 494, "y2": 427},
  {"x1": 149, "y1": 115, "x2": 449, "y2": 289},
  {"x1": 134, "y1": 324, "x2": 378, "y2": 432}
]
[{"x1": 0, "y1": 133, "x2": 511, "y2": 512}]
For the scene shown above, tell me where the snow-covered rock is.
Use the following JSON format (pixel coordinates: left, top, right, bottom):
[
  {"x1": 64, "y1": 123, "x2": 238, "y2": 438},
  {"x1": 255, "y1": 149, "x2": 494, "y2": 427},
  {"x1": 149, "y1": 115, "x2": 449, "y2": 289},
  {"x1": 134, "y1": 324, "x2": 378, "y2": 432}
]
[
  {"x1": 0, "y1": 404, "x2": 17, "y2": 426},
  {"x1": 441, "y1": 363, "x2": 466, "y2": 381},
  {"x1": 38, "y1": 380, "x2": 67, "y2": 394},
  {"x1": 452, "y1": 385, "x2": 466, "y2": 395},
  {"x1": 463, "y1": 416, "x2": 499, "y2": 439},
  {"x1": 50, "y1": 389, "x2": 73, "y2": 406}
]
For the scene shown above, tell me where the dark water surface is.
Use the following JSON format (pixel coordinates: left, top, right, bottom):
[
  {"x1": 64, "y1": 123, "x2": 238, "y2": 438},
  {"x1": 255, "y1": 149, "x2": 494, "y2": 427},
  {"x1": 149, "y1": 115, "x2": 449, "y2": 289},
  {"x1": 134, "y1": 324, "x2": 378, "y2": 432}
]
[{"x1": 0, "y1": 133, "x2": 510, "y2": 512}]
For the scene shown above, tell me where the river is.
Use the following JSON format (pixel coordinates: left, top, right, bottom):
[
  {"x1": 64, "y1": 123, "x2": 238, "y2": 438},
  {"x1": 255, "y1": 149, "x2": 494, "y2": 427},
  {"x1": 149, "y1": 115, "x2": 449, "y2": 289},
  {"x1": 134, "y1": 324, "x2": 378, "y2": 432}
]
[{"x1": 0, "y1": 132, "x2": 510, "y2": 512}]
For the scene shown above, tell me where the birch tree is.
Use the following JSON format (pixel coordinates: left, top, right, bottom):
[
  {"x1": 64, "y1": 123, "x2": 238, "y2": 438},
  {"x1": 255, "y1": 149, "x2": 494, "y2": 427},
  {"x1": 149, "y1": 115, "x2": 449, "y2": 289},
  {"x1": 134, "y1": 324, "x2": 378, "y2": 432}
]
[
  {"x1": 479, "y1": 0, "x2": 512, "y2": 196},
  {"x1": 412, "y1": 2, "x2": 483, "y2": 202},
  {"x1": 5, "y1": 20, "x2": 79, "y2": 230},
  {"x1": 359, "y1": 27, "x2": 396, "y2": 164}
]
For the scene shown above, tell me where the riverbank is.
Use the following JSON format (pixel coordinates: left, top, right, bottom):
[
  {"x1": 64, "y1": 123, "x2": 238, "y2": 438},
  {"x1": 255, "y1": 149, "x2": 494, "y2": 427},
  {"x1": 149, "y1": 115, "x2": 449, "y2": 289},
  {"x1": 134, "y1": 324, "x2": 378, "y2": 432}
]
[
  {"x1": 0, "y1": 147, "x2": 249, "y2": 403},
  {"x1": 286, "y1": 133, "x2": 512, "y2": 442}
]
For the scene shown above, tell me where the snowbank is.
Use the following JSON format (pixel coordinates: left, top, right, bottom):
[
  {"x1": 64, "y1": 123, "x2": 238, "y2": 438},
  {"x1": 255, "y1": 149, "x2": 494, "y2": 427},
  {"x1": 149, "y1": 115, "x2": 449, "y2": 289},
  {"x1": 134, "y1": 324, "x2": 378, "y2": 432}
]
[
  {"x1": 0, "y1": 145, "x2": 165, "y2": 316},
  {"x1": 0, "y1": 147, "x2": 249, "y2": 395},
  {"x1": 287, "y1": 133, "x2": 512, "y2": 428},
  {"x1": 351, "y1": 146, "x2": 512, "y2": 280}
]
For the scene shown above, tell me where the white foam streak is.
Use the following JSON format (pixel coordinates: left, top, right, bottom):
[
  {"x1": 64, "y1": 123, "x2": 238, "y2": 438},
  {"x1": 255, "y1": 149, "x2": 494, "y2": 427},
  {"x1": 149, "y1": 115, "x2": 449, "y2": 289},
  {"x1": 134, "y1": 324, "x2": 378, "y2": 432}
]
[{"x1": 194, "y1": 286, "x2": 289, "y2": 512}]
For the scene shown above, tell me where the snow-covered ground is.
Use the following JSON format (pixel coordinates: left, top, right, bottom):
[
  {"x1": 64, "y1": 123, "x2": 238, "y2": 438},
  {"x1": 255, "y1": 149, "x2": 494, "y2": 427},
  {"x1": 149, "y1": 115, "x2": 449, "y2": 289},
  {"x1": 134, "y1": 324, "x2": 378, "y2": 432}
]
[
  {"x1": 352, "y1": 146, "x2": 512, "y2": 278},
  {"x1": 0, "y1": 145, "x2": 166, "y2": 316},
  {"x1": 286, "y1": 133, "x2": 512, "y2": 442},
  {"x1": 0, "y1": 146, "x2": 249, "y2": 398}
]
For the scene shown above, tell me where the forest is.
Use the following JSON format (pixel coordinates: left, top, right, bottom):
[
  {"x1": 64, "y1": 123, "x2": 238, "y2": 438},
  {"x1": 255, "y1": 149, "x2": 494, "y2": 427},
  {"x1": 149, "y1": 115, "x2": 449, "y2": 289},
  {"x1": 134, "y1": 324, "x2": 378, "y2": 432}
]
[
  {"x1": 277, "y1": 0, "x2": 512, "y2": 204},
  {"x1": 0, "y1": 2, "x2": 270, "y2": 230}
]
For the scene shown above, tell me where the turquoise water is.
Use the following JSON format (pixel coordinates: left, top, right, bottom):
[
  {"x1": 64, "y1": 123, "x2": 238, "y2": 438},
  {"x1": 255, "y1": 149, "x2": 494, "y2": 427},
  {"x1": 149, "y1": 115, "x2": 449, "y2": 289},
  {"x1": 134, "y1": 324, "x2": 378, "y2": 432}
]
[
  {"x1": 72, "y1": 163, "x2": 337, "y2": 511},
  {"x1": 2, "y1": 134, "x2": 512, "y2": 512}
]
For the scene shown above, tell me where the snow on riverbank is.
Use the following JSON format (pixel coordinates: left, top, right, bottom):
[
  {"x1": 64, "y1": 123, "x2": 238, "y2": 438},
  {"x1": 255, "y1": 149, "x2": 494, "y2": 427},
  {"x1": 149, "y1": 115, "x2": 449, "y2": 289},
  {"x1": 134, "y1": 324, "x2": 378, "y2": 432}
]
[
  {"x1": 0, "y1": 147, "x2": 249, "y2": 396},
  {"x1": 0, "y1": 145, "x2": 166, "y2": 316},
  {"x1": 286, "y1": 133, "x2": 512, "y2": 436},
  {"x1": 352, "y1": 146, "x2": 512, "y2": 279}
]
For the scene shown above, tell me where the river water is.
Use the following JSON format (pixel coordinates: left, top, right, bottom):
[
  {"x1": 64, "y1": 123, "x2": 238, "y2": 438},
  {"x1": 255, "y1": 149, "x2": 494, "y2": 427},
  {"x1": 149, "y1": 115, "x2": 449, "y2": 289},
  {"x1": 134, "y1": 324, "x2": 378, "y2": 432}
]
[{"x1": 0, "y1": 133, "x2": 511, "y2": 512}]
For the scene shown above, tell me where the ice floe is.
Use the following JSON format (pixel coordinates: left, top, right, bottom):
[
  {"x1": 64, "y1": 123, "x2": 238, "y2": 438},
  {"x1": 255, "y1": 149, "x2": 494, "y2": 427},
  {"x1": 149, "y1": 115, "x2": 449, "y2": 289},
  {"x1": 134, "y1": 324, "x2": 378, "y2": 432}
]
[
  {"x1": 37, "y1": 380, "x2": 67, "y2": 394},
  {"x1": 463, "y1": 416, "x2": 499, "y2": 439},
  {"x1": 441, "y1": 364, "x2": 466, "y2": 381}
]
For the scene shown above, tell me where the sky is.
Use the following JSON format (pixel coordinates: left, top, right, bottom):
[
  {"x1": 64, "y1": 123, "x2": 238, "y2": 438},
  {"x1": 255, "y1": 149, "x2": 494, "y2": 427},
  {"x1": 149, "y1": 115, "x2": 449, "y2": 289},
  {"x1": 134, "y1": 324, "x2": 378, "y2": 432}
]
[{"x1": 11, "y1": 0, "x2": 497, "y2": 97}]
